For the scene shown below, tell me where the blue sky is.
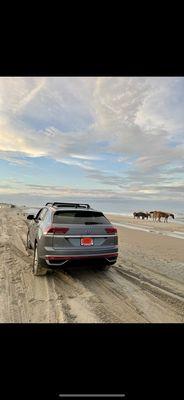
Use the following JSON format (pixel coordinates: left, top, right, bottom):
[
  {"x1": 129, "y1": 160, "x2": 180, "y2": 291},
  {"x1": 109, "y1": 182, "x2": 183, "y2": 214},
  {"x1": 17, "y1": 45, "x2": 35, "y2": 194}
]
[{"x1": 0, "y1": 77, "x2": 184, "y2": 209}]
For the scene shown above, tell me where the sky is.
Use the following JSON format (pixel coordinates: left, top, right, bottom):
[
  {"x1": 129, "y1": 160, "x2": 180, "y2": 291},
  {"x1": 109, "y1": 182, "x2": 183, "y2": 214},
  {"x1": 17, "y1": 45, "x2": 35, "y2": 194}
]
[{"x1": 0, "y1": 77, "x2": 183, "y2": 211}]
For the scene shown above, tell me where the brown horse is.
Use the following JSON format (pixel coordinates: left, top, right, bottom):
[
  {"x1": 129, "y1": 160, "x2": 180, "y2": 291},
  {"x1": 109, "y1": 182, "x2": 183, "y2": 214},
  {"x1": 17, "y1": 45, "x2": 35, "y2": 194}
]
[
  {"x1": 149, "y1": 211, "x2": 157, "y2": 221},
  {"x1": 151, "y1": 211, "x2": 174, "y2": 222}
]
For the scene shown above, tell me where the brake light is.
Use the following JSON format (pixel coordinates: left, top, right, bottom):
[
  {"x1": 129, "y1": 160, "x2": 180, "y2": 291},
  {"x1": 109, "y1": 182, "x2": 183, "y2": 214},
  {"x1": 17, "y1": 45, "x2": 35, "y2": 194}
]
[
  {"x1": 44, "y1": 227, "x2": 69, "y2": 234},
  {"x1": 105, "y1": 227, "x2": 117, "y2": 234}
]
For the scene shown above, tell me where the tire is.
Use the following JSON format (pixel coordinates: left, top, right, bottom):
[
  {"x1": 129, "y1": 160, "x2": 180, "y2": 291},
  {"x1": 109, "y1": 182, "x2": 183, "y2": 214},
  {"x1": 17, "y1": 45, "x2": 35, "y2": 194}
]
[
  {"x1": 33, "y1": 243, "x2": 48, "y2": 276},
  {"x1": 26, "y1": 232, "x2": 32, "y2": 249},
  {"x1": 96, "y1": 260, "x2": 117, "y2": 271},
  {"x1": 95, "y1": 263, "x2": 111, "y2": 271},
  {"x1": 99, "y1": 264, "x2": 111, "y2": 271}
]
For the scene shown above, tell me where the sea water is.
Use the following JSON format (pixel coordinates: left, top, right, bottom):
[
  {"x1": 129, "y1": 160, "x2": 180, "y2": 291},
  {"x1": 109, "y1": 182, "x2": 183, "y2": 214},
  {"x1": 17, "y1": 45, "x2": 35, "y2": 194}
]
[{"x1": 20, "y1": 196, "x2": 184, "y2": 223}]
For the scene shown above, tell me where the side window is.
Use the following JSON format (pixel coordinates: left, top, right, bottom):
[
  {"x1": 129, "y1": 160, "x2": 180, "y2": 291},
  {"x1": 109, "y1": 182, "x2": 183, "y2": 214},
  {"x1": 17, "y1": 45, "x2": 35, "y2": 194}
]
[
  {"x1": 35, "y1": 208, "x2": 48, "y2": 221},
  {"x1": 41, "y1": 209, "x2": 48, "y2": 221},
  {"x1": 35, "y1": 209, "x2": 43, "y2": 220}
]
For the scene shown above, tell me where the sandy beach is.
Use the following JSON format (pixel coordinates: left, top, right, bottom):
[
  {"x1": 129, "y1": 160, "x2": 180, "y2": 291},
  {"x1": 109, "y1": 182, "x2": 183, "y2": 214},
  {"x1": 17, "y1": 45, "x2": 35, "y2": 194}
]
[
  {"x1": 0, "y1": 206, "x2": 184, "y2": 323},
  {"x1": 107, "y1": 213, "x2": 184, "y2": 284}
]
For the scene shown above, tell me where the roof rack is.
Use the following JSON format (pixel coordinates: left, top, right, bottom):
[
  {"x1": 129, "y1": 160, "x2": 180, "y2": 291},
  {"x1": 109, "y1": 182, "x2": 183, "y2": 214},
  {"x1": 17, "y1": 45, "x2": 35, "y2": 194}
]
[
  {"x1": 52, "y1": 202, "x2": 90, "y2": 209},
  {"x1": 45, "y1": 202, "x2": 53, "y2": 206}
]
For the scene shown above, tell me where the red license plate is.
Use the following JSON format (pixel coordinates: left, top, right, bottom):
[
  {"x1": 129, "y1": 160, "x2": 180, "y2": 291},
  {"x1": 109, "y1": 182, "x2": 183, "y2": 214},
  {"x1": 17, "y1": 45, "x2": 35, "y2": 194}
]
[{"x1": 81, "y1": 237, "x2": 94, "y2": 246}]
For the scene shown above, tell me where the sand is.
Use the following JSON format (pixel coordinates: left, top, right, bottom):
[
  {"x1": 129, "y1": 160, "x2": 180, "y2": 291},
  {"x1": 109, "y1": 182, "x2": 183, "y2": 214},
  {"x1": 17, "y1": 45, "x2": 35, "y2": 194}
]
[
  {"x1": 106, "y1": 213, "x2": 184, "y2": 284},
  {"x1": 0, "y1": 207, "x2": 184, "y2": 323}
]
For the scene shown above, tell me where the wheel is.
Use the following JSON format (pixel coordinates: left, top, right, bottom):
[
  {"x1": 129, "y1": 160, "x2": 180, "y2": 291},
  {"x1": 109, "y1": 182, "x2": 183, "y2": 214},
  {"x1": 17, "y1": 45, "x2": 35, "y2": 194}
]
[
  {"x1": 95, "y1": 263, "x2": 111, "y2": 271},
  {"x1": 26, "y1": 232, "x2": 32, "y2": 249},
  {"x1": 95, "y1": 260, "x2": 117, "y2": 271},
  {"x1": 33, "y1": 243, "x2": 48, "y2": 276},
  {"x1": 99, "y1": 264, "x2": 111, "y2": 271}
]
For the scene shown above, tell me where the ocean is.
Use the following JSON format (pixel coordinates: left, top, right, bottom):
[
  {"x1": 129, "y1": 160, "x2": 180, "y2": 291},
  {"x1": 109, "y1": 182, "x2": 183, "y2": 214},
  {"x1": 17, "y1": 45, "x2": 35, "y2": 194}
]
[{"x1": 23, "y1": 201, "x2": 184, "y2": 224}]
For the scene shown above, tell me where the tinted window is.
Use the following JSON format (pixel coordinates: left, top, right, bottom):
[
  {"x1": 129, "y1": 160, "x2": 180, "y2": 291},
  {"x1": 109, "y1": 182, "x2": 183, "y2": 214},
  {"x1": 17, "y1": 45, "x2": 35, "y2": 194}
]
[{"x1": 53, "y1": 211, "x2": 109, "y2": 224}]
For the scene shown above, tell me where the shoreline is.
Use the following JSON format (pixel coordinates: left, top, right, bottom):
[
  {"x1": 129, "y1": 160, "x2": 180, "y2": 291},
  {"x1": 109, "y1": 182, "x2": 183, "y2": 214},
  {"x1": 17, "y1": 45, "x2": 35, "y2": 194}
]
[
  {"x1": 110, "y1": 220, "x2": 184, "y2": 240},
  {"x1": 106, "y1": 211, "x2": 184, "y2": 223},
  {"x1": 106, "y1": 212, "x2": 184, "y2": 239}
]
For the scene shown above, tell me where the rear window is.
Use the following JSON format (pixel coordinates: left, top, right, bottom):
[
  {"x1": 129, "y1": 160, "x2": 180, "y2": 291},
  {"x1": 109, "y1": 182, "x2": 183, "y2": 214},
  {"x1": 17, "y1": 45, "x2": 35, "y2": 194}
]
[{"x1": 53, "y1": 211, "x2": 110, "y2": 225}]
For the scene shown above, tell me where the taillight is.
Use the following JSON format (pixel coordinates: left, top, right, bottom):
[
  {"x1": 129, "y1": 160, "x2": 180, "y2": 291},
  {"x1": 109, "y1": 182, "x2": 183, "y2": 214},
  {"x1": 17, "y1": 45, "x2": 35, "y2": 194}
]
[
  {"x1": 105, "y1": 227, "x2": 117, "y2": 234},
  {"x1": 44, "y1": 227, "x2": 69, "y2": 234}
]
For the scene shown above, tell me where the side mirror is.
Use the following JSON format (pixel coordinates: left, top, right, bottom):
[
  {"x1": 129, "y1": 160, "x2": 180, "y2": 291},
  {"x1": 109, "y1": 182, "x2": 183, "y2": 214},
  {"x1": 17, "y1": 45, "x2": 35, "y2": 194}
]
[{"x1": 27, "y1": 214, "x2": 35, "y2": 220}]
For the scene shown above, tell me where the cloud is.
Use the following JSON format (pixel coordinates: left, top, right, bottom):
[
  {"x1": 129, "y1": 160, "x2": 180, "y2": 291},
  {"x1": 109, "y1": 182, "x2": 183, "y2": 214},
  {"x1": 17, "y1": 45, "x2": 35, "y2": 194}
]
[
  {"x1": 0, "y1": 77, "x2": 183, "y2": 203},
  {"x1": 0, "y1": 177, "x2": 183, "y2": 204},
  {"x1": 57, "y1": 158, "x2": 96, "y2": 170},
  {"x1": 69, "y1": 153, "x2": 102, "y2": 161},
  {"x1": 0, "y1": 152, "x2": 31, "y2": 166},
  {"x1": 13, "y1": 79, "x2": 46, "y2": 114},
  {"x1": 135, "y1": 77, "x2": 184, "y2": 135}
]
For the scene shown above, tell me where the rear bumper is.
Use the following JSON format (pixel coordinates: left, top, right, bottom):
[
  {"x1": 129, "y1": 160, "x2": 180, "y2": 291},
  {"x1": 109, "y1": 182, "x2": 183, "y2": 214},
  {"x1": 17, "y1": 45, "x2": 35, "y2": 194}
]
[{"x1": 45, "y1": 252, "x2": 118, "y2": 266}]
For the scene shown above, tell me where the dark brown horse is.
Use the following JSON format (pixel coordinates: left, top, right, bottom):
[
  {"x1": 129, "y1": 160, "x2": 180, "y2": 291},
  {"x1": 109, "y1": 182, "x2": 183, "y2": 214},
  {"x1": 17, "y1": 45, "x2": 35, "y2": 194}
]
[{"x1": 133, "y1": 212, "x2": 151, "y2": 220}]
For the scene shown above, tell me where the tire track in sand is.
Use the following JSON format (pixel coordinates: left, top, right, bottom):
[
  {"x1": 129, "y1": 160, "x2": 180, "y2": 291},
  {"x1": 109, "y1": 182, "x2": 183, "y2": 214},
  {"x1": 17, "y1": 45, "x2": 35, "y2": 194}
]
[{"x1": 0, "y1": 208, "x2": 184, "y2": 323}]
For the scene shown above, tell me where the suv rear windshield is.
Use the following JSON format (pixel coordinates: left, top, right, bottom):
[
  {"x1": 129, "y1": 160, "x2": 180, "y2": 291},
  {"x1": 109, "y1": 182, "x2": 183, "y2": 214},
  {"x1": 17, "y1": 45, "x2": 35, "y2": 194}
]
[{"x1": 53, "y1": 211, "x2": 110, "y2": 225}]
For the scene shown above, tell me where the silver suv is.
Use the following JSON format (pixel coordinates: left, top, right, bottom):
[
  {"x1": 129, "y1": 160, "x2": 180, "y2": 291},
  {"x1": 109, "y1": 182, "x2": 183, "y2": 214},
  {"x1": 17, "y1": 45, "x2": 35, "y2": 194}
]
[{"x1": 26, "y1": 202, "x2": 118, "y2": 276}]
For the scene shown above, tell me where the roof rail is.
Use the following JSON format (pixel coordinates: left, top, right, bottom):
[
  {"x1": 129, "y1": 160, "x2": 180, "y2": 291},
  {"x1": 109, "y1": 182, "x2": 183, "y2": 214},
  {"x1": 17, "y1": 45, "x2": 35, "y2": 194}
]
[
  {"x1": 52, "y1": 202, "x2": 90, "y2": 209},
  {"x1": 45, "y1": 202, "x2": 53, "y2": 206}
]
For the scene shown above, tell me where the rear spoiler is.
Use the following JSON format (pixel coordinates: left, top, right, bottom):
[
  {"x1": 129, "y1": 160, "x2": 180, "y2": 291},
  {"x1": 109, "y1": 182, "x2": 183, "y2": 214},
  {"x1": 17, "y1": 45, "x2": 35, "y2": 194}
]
[{"x1": 45, "y1": 202, "x2": 90, "y2": 209}]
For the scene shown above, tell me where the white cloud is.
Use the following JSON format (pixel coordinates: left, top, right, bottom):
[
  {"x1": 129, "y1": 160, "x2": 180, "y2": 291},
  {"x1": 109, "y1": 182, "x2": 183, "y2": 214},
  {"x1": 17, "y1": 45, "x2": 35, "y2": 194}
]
[
  {"x1": 0, "y1": 118, "x2": 46, "y2": 156},
  {"x1": 135, "y1": 78, "x2": 184, "y2": 135},
  {"x1": 57, "y1": 158, "x2": 95, "y2": 170},
  {"x1": 69, "y1": 153, "x2": 102, "y2": 161},
  {"x1": 13, "y1": 79, "x2": 46, "y2": 114},
  {"x1": 0, "y1": 77, "x2": 183, "y2": 202}
]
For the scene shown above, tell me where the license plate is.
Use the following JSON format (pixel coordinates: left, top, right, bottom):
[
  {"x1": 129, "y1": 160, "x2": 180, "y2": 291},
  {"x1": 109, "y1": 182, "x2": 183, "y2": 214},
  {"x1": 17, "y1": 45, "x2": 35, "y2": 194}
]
[{"x1": 81, "y1": 237, "x2": 94, "y2": 246}]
